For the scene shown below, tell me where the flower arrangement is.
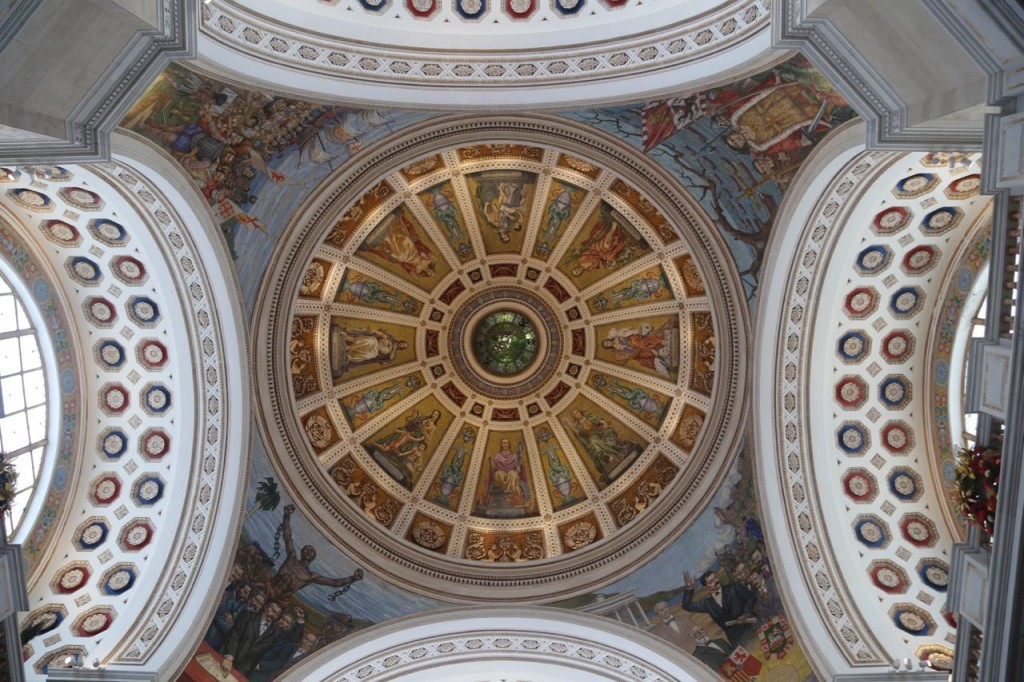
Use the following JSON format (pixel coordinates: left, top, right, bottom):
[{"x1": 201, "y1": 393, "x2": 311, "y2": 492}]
[
  {"x1": 955, "y1": 444, "x2": 1000, "y2": 535},
  {"x1": 0, "y1": 455, "x2": 16, "y2": 517}
]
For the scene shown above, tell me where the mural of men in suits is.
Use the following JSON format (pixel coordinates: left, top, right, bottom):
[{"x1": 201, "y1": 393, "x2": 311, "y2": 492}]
[
  {"x1": 680, "y1": 570, "x2": 758, "y2": 647},
  {"x1": 221, "y1": 598, "x2": 283, "y2": 675},
  {"x1": 691, "y1": 625, "x2": 733, "y2": 671},
  {"x1": 248, "y1": 607, "x2": 306, "y2": 681}
]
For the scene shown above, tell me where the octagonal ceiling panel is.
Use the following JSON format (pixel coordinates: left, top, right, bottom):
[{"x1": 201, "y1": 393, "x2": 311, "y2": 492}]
[{"x1": 255, "y1": 116, "x2": 748, "y2": 602}]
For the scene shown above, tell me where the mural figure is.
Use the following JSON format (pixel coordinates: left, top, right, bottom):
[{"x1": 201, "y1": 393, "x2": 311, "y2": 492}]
[
  {"x1": 680, "y1": 569, "x2": 758, "y2": 647},
  {"x1": 337, "y1": 275, "x2": 419, "y2": 313},
  {"x1": 537, "y1": 428, "x2": 577, "y2": 506},
  {"x1": 433, "y1": 428, "x2": 475, "y2": 507},
  {"x1": 205, "y1": 564, "x2": 249, "y2": 650},
  {"x1": 477, "y1": 438, "x2": 531, "y2": 515},
  {"x1": 568, "y1": 206, "x2": 647, "y2": 277},
  {"x1": 269, "y1": 505, "x2": 364, "y2": 603},
  {"x1": 691, "y1": 625, "x2": 733, "y2": 671},
  {"x1": 249, "y1": 632, "x2": 320, "y2": 681},
  {"x1": 568, "y1": 409, "x2": 643, "y2": 483},
  {"x1": 475, "y1": 172, "x2": 529, "y2": 243},
  {"x1": 594, "y1": 271, "x2": 670, "y2": 310},
  {"x1": 370, "y1": 409, "x2": 442, "y2": 483},
  {"x1": 342, "y1": 375, "x2": 422, "y2": 425},
  {"x1": 124, "y1": 64, "x2": 377, "y2": 252},
  {"x1": 426, "y1": 186, "x2": 472, "y2": 259},
  {"x1": 535, "y1": 183, "x2": 580, "y2": 257},
  {"x1": 220, "y1": 591, "x2": 282, "y2": 675},
  {"x1": 329, "y1": 324, "x2": 408, "y2": 379},
  {"x1": 360, "y1": 209, "x2": 437, "y2": 278},
  {"x1": 601, "y1": 321, "x2": 677, "y2": 379},
  {"x1": 592, "y1": 374, "x2": 667, "y2": 425}
]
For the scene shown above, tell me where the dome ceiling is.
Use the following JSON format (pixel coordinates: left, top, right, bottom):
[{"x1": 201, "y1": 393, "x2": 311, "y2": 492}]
[{"x1": 256, "y1": 117, "x2": 748, "y2": 602}]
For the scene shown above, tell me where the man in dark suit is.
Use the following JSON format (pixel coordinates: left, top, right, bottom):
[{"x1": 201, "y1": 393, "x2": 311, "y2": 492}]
[
  {"x1": 691, "y1": 625, "x2": 733, "y2": 671},
  {"x1": 250, "y1": 606, "x2": 306, "y2": 681},
  {"x1": 221, "y1": 598, "x2": 283, "y2": 675},
  {"x1": 680, "y1": 570, "x2": 758, "y2": 646}
]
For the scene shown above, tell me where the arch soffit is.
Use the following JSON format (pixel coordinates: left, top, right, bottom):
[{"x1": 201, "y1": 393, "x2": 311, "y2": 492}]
[{"x1": 279, "y1": 606, "x2": 717, "y2": 682}]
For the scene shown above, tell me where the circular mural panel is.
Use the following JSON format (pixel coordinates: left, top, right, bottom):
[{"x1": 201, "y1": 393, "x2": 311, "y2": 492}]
[{"x1": 254, "y1": 116, "x2": 748, "y2": 602}]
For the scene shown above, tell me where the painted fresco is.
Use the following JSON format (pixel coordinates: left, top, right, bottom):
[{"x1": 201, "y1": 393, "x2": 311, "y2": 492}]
[
  {"x1": 555, "y1": 448, "x2": 818, "y2": 681},
  {"x1": 585, "y1": 265, "x2": 674, "y2": 313},
  {"x1": 185, "y1": 436, "x2": 445, "y2": 682},
  {"x1": 594, "y1": 314, "x2": 681, "y2": 382},
  {"x1": 168, "y1": 54, "x2": 855, "y2": 682},
  {"x1": 339, "y1": 372, "x2": 425, "y2": 428},
  {"x1": 532, "y1": 179, "x2": 586, "y2": 260},
  {"x1": 121, "y1": 63, "x2": 429, "y2": 309},
  {"x1": 333, "y1": 269, "x2": 423, "y2": 316},
  {"x1": 556, "y1": 201, "x2": 652, "y2": 290},
  {"x1": 328, "y1": 318, "x2": 417, "y2": 383},
  {"x1": 533, "y1": 423, "x2": 586, "y2": 511},
  {"x1": 566, "y1": 54, "x2": 857, "y2": 302},
  {"x1": 418, "y1": 181, "x2": 476, "y2": 262},
  {"x1": 587, "y1": 371, "x2": 671, "y2": 428},
  {"x1": 464, "y1": 170, "x2": 537, "y2": 254},
  {"x1": 473, "y1": 430, "x2": 539, "y2": 518},
  {"x1": 426, "y1": 424, "x2": 478, "y2": 510},
  {"x1": 556, "y1": 396, "x2": 646, "y2": 489},
  {"x1": 356, "y1": 206, "x2": 451, "y2": 292},
  {"x1": 363, "y1": 396, "x2": 453, "y2": 490}
]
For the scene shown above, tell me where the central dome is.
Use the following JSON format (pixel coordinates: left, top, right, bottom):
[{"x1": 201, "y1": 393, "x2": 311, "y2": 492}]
[{"x1": 254, "y1": 116, "x2": 748, "y2": 602}]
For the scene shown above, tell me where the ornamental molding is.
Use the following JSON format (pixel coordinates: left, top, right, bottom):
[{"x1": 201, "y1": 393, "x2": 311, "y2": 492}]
[
  {"x1": 772, "y1": 0, "x2": 985, "y2": 150},
  {"x1": 81, "y1": 138, "x2": 248, "y2": 671},
  {"x1": 0, "y1": 0, "x2": 42, "y2": 54},
  {"x1": 281, "y1": 606, "x2": 713, "y2": 682},
  {"x1": 756, "y1": 134, "x2": 894, "y2": 667},
  {"x1": 253, "y1": 114, "x2": 750, "y2": 603},
  {"x1": 199, "y1": 0, "x2": 769, "y2": 93},
  {"x1": 0, "y1": 0, "x2": 195, "y2": 165}
]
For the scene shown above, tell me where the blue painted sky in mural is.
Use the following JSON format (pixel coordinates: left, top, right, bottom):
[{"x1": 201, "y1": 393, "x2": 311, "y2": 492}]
[
  {"x1": 596, "y1": 455, "x2": 744, "y2": 598},
  {"x1": 232, "y1": 110, "x2": 432, "y2": 315}
]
